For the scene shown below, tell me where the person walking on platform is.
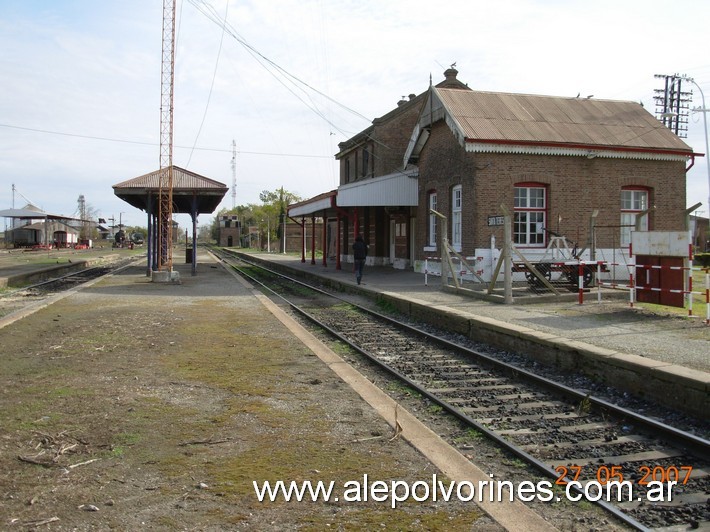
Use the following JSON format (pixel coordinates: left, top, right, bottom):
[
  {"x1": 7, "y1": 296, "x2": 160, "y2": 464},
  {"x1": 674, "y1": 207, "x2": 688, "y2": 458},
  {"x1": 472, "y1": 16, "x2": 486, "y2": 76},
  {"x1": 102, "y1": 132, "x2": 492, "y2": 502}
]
[{"x1": 353, "y1": 234, "x2": 367, "y2": 285}]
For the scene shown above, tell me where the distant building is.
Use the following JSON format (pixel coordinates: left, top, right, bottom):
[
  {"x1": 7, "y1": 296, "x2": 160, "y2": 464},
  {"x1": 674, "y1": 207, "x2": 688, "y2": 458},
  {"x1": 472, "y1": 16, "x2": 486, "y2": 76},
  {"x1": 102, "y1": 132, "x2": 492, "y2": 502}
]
[
  {"x1": 219, "y1": 215, "x2": 241, "y2": 247},
  {"x1": 3, "y1": 204, "x2": 82, "y2": 248},
  {"x1": 690, "y1": 214, "x2": 709, "y2": 252}
]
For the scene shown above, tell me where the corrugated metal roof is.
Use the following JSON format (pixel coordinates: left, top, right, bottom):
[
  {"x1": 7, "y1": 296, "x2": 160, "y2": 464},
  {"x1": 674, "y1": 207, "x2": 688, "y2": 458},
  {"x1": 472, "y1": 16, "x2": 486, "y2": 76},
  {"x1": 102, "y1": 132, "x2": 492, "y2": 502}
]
[
  {"x1": 113, "y1": 165, "x2": 228, "y2": 190},
  {"x1": 436, "y1": 88, "x2": 693, "y2": 153}
]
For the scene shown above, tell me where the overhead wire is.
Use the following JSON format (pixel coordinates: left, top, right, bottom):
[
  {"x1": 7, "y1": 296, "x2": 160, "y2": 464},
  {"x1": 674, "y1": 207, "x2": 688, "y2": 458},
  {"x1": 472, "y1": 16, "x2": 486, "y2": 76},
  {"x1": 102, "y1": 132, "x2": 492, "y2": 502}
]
[
  {"x1": 185, "y1": 0, "x2": 402, "y2": 168},
  {"x1": 0, "y1": 122, "x2": 330, "y2": 158},
  {"x1": 185, "y1": 0, "x2": 228, "y2": 168},
  {"x1": 185, "y1": 0, "x2": 371, "y2": 136}
]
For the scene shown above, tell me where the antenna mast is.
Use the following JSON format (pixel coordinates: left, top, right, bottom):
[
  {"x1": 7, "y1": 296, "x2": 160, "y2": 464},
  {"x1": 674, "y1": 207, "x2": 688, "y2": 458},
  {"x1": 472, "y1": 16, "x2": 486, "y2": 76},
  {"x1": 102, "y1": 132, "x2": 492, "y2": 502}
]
[
  {"x1": 157, "y1": 0, "x2": 176, "y2": 271},
  {"x1": 231, "y1": 140, "x2": 237, "y2": 209}
]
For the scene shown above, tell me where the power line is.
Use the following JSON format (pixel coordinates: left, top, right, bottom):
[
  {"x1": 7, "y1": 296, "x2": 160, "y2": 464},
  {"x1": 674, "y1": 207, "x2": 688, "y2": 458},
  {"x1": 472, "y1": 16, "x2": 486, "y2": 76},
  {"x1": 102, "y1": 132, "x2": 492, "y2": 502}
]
[
  {"x1": 0, "y1": 122, "x2": 331, "y2": 159},
  {"x1": 185, "y1": 0, "x2": 228, "y2": 167},
  {"x1": 187, "y1": 0, "x2": 401, "y2": 166},
  {"x1": 186, "y1": 0, "x2": 371, "y2": 131}
]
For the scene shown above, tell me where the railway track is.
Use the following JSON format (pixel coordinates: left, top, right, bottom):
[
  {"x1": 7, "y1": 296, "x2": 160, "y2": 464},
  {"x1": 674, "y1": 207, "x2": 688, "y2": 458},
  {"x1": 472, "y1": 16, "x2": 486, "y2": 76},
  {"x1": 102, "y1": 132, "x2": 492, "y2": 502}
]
[
  {"x1": 0, "y1": 257, "x2": 139, "y2": 320},
  {"x1": 215, "y1": 248, "x2": 710, "y2": 531}
]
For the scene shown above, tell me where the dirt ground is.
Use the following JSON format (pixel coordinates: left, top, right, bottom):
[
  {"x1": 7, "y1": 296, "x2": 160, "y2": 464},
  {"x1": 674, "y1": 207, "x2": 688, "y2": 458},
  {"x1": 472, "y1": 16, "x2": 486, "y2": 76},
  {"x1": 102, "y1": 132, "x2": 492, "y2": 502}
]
[{"x1": 1, "y1": 264, "x2": 508, "y2": 530}]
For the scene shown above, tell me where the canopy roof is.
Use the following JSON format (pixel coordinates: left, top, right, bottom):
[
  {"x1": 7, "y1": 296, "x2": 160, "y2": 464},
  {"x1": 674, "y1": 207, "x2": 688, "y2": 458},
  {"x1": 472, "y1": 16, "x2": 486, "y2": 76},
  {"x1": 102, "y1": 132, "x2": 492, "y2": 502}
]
[{"x1": 113, "y1": 165, "x2": 229, "y2": 215}]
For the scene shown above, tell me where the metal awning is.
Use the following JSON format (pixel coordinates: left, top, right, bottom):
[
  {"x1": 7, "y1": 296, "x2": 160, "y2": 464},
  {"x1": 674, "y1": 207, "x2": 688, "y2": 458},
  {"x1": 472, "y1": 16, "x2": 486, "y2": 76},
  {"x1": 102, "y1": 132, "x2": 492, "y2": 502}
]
[
  {"x1": 288, "y1": 190, "x2": 336, "y2": 218},
  {"x1": 336, "y1": 169, "x2": 419, "y2": 207}
]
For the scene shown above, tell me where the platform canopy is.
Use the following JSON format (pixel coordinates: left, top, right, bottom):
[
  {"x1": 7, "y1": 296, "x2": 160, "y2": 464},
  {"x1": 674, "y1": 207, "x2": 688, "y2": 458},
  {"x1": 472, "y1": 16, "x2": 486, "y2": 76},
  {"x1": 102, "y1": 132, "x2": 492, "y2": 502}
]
[
  {"x1": 288, "y1": 190, "x2": 337, "y2": 218},
  {"x1": 113, "y1": 165, "x2": 229, "y2": 215}
]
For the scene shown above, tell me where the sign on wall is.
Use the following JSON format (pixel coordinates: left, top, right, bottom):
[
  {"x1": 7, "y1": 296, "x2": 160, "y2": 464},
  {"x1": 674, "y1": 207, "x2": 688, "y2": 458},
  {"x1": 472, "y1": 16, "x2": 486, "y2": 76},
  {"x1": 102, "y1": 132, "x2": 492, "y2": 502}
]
[{"x1": 487, "y1": 215, "x2": 504, "y2": 227}]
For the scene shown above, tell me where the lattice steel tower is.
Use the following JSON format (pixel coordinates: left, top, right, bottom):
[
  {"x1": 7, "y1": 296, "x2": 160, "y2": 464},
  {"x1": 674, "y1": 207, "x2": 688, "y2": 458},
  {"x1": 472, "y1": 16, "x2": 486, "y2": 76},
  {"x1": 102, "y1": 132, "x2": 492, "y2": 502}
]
[{"x1": 157, "y1": 0, "x2": 176, "y2": 271}]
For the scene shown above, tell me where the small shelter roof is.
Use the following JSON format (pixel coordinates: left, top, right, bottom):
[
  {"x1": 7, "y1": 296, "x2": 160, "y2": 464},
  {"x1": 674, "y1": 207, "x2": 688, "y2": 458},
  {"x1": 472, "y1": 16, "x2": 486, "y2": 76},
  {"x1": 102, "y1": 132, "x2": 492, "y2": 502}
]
[{"x1": 113, "y1": 165, "x2": 229, "y2": 215}]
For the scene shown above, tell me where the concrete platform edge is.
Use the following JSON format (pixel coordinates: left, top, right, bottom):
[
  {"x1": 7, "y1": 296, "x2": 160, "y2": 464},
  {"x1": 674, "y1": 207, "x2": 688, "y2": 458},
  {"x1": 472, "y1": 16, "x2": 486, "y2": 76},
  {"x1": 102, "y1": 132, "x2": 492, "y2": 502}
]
[
  {"x1": 0, "y1": 260, "x2": 89, "y2": 288},
  {"x1": 381, "y1": 292, "x2": 709, "y2": 419}
]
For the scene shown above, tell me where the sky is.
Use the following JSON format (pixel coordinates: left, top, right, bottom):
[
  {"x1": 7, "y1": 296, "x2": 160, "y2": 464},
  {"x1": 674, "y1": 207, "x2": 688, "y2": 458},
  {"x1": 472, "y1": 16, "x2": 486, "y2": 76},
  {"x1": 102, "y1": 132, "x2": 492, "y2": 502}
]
[{"x1": 1, "y1": 0, "x2": 710, "y2": 230}]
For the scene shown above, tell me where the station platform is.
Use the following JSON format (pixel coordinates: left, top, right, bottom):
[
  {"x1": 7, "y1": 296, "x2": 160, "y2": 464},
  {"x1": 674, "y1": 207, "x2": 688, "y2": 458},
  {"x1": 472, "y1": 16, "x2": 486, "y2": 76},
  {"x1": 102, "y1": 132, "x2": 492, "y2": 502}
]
[
  {"x1": 235, "y1": 251, "x2": 710, "y2": 420},
  {"x1": 0, "y1": 249, "x2": 556, "y2": 530}
]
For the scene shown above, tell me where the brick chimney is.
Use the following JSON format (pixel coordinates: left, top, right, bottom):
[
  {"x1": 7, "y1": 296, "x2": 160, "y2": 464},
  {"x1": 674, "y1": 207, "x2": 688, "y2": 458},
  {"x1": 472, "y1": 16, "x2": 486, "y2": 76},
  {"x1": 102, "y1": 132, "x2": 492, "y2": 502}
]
[
  {"x1": 443, "y1": 67, "x2": 458, "y2": 82},
  {"x1": 436, "y1": 66, "x2": 470, "y2": 91}
]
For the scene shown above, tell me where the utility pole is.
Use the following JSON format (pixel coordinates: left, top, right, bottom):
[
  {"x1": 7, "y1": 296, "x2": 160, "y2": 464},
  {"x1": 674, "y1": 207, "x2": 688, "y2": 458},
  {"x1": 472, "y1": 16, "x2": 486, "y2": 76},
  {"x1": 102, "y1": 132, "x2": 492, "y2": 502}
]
[
  {"x1": 654, "y1": 74, "x2": 692, "y2": 137},
  {"x1": 656, "y1": 74, "x2": 709, "y2": 235},
  {"x1": 680, "y1": 76, "x2": 710, "y2": 228}
]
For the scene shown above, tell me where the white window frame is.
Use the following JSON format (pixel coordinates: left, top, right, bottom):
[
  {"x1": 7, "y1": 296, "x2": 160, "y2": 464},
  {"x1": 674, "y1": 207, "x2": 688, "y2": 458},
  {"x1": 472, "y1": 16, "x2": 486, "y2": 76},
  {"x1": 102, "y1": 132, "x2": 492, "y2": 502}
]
[
  {"x1": 427, "y1": 192, "x2": 438, "y2": 249},
  {"x1": 513, "y1": 185, "x2": 546, "y2": 247},
  {"x1": 451, "y1": 185, "x2": 462, "y2": 252},
  {"x1": 620, "y1": 188, "x2": 649, "y2": 247}
]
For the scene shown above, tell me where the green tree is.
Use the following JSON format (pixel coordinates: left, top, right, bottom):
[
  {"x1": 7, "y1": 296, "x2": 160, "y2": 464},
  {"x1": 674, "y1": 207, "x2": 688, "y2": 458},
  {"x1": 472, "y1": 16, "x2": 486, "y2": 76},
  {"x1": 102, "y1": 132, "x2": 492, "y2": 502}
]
[{"x1": 212, "y1": 188, "x2": 301, "y2": 249}]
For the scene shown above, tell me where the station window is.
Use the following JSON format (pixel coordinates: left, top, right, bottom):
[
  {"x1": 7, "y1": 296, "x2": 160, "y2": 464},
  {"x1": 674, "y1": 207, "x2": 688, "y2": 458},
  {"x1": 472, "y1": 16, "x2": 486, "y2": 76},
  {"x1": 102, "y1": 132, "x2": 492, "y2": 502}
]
[
  {"x1": 513, "y1": 184, "x2": 546, "y2": 247},
  {"x1": 428, "y1": 192, "x2": 438, "y2": 247},
  {"x1": 362, "y1": 148, "x2": 370, "y2": 177},
  {"x1": 451, "y1": 185, "x2": 462, "y2": 251},
  {"x1": 620, "y1": 187, "x2": 649, "y2": 247}
]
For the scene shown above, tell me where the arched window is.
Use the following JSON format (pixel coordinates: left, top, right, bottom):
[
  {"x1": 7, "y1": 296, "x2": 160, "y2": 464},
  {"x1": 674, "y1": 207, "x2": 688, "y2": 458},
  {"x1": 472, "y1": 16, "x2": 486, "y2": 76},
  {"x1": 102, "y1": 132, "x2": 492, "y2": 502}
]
[
  {"x1": 620, "y1": 187, "x2": 649, "y2": 247},
  {"x1": 514, "y1": 183, "x2": 547, "y2": 247}
]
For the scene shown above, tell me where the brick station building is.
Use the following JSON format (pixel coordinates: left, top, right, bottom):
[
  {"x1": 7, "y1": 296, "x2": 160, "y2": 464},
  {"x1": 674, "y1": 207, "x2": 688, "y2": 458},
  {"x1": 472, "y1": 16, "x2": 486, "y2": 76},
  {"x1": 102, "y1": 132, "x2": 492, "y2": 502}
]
[{"x1": 288, "y1": 68, "x2": 698, "y2": 280}]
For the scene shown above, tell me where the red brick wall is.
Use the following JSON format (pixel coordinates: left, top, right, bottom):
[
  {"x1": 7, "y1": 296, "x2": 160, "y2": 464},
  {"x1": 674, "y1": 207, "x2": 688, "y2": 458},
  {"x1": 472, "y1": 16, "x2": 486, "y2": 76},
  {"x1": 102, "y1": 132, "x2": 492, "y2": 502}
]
[
  {"x1": 416, "y1": 122, "x2": 688, "y2": 258},
  {"x1": 338, "y1": 98, "x2": 424, "y2": 187}
]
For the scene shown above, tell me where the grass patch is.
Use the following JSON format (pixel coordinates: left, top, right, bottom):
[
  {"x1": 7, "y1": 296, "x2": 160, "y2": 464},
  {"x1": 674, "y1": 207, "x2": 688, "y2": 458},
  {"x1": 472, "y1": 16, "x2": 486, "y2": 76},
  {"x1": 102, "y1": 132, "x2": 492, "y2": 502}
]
[
  {"x1": 386, "y1": 381, "x2": 422, "y2": 399},
  {"x1": 375, "y1": 296, "x2": 399, "y2": 315},
  {"x1": 453, "y1": 427, "x2": 485, "y2": 445},
  {"x1": 428, "y1": 403, "x2": 444, "y2": 414}
]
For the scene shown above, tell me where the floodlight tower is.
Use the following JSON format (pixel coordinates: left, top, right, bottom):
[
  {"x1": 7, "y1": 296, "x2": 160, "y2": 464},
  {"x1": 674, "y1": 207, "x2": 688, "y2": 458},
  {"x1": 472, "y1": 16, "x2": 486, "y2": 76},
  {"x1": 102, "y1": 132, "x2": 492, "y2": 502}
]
[{"x1": 157, "y1": 0, "x2": 176, "y2": 272}]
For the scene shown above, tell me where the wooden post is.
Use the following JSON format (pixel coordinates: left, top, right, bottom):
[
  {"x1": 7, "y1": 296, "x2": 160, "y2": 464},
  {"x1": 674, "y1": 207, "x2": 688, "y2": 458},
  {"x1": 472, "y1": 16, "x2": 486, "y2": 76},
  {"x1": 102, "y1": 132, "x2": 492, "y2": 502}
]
[{"x1": 502, "y1": 206, "x2": 513, "y2": 304}]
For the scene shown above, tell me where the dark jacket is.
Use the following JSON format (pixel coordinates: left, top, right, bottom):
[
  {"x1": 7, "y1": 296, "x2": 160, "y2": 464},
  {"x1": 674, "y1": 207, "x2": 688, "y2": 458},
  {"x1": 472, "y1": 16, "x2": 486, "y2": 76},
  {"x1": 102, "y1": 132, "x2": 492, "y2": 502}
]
[{"x1": 353, "y1": 238, "x2": 367, "y2": 260}]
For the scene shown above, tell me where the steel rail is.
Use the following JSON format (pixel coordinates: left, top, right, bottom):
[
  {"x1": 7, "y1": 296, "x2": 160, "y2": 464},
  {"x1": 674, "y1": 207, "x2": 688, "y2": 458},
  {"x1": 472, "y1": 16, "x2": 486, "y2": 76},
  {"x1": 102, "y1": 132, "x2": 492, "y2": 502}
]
[
  {"x1": 1, "y1": 258, "x2": 143, "y2": 299},
  {"x1": 223, "y1": 250, "x2": 709, "y2": 456},
  {"x1": 216, "y1": 250, "x2": 681, "y2": 531}
]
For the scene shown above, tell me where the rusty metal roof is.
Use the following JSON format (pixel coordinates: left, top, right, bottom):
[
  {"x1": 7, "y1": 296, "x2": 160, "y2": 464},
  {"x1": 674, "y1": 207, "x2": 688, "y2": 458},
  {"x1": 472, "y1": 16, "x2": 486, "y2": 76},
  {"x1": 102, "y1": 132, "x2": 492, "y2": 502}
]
[
  {"x1": 113, "y1": 165, "x2": 228, "y2": 215},
  {"x1": 113, "y1": 165, "x2": 228, "y2": 190},
  {"x1": 436, "y1": 88, "x2": 693, "y2": 154}
]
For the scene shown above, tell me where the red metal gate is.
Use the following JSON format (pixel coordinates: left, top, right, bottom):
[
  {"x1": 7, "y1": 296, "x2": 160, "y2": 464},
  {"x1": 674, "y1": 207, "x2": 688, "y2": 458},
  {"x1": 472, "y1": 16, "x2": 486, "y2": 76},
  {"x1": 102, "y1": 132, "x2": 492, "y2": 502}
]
[{"x1": 635, "y1": 255, "x2": 684, "y2": 307}]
